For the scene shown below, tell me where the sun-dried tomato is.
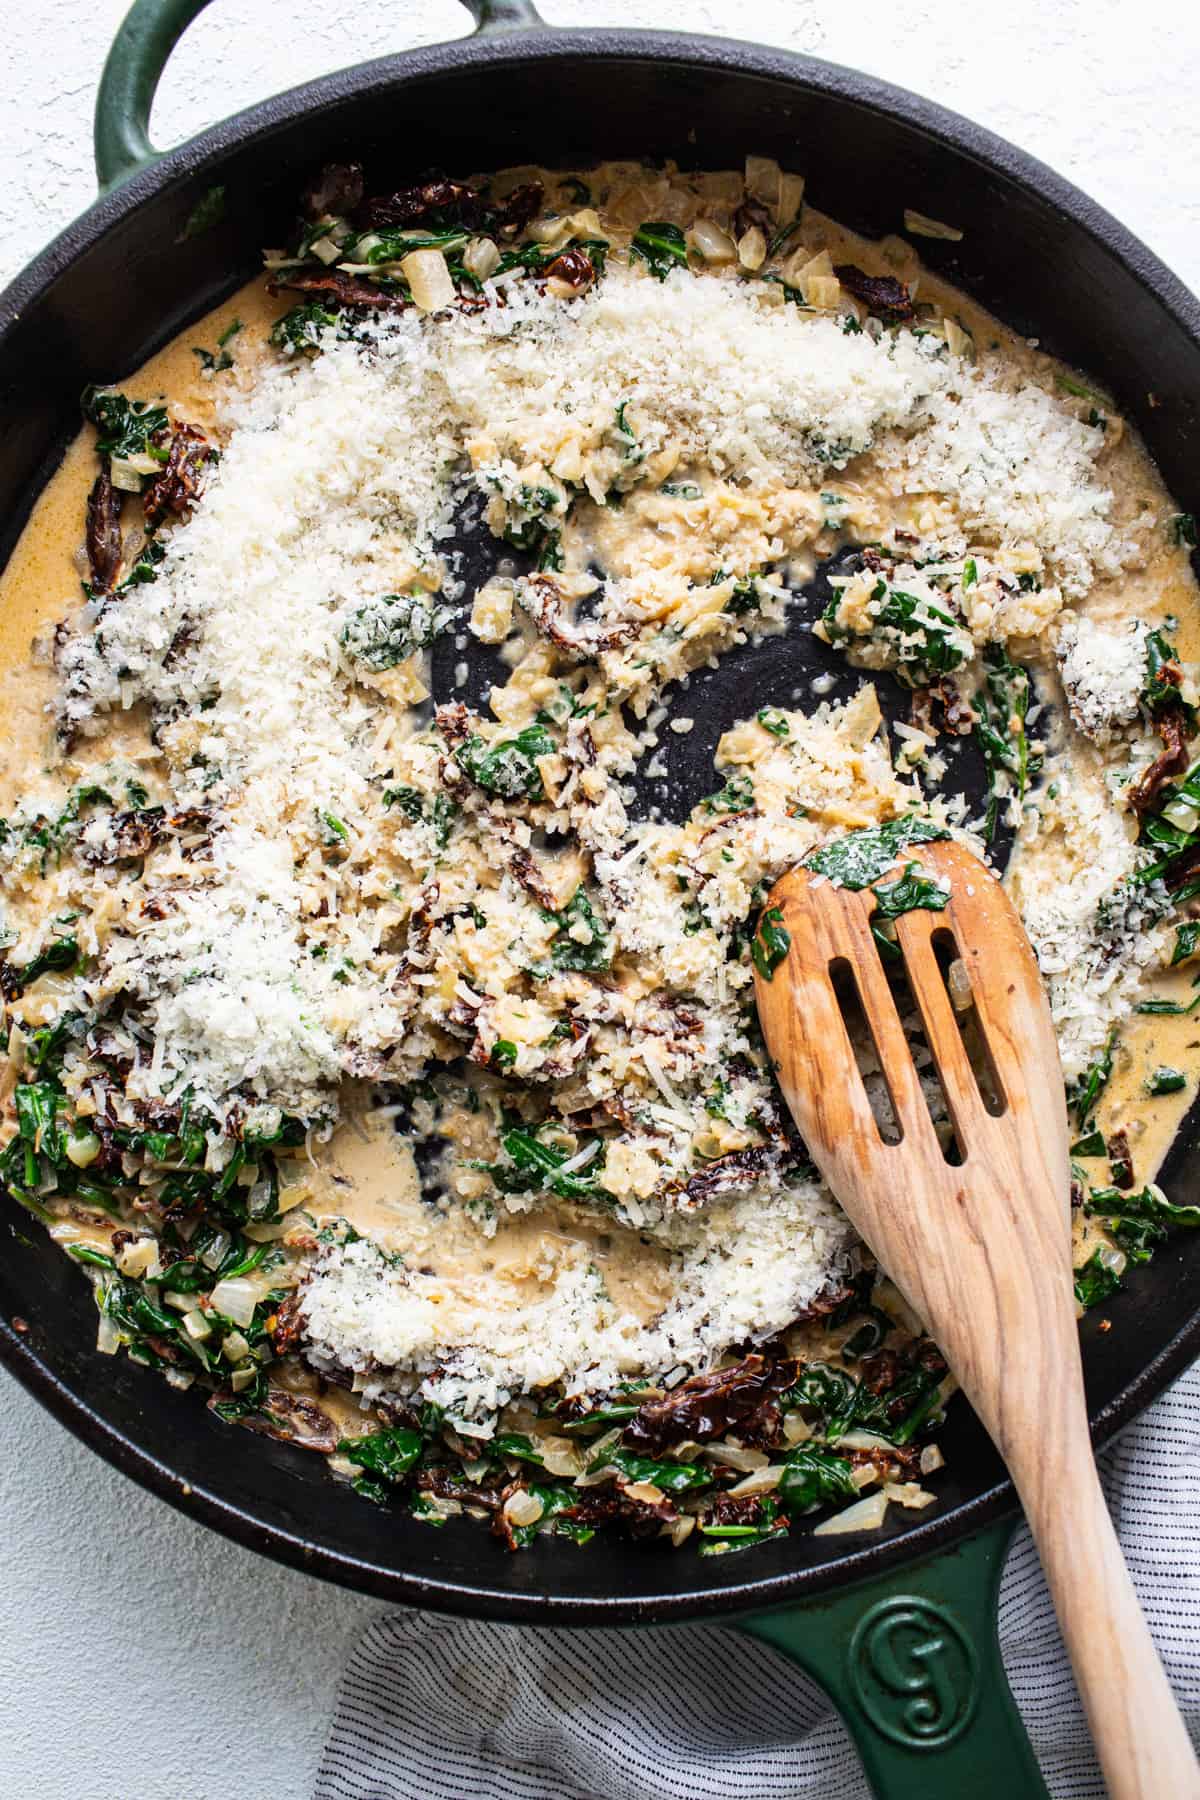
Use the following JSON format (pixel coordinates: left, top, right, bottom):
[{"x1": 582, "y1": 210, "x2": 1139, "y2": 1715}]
[
  {"x1": 143, "y1": 425, "x2": 213, "y2": 529},
  {"x1": 544, "y1": 247, "x2": 596, "y2": 290},
  {"x1": 86, "y1": 466, "x2": 124, "y2": 592},
  {"x1": 623, "y1": 1352, "x2": 800, "y2": 1453},
  {"x1": 1129, "y1": 705, "x2": 1190, "y2": 815},
  {"x1": 834, "y1": 263, "x2": 915, "y2": 324}
]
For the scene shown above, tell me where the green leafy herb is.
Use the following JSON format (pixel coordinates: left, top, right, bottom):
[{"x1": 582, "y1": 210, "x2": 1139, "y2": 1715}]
[
  {"x1": 822, "y1": 576, "x2": 969, "y2": 687},
  {"x1": 1085, "y1": 1182, "x2": 1200, "y2": 1234},
  {"x1": 1173, "y1": 921, "x2": 1200, "y2": 966},
  {"x1": 479, "y1": 1127, "x2": 606, "y2": 1203},
  {"x1": 338, "y1": 1425, "x2": 423, "y2": 1486},
  {"x1": 363, "y1": 228, "x2": 470, "y2": 265},
  {"x1": 702, "y1": 774, "x2": 754, "y2": 815},
  {"x1": 725, "y1": 573, "x2": 770, "y2": 617},
  {"x1": 1070, "y1": 1128, "x2": 1107, "y2": 1158},
  {"x1": 751, "y1": 905, "x2": 791, "y2": 980},
  {"x1": 383, "y1": 787, "x2": 458, "y2": 851},
  {"x1": 340, "y1": 591, "x2": 454, "y2": 670},
  {"x1": 698, "y1": 1495, "x2": 788, "y2": 1554},
  {"x1": 974, "y1": 644, "x2": 1037, "y2": 840},
  {"x1": 783, "y1": 1358, "x2": 943, "y2": 1446},
  {"x1": 499, "y1": 481, "x2": 567, "y2": 570},
  {"x1": 270, "y1": 300, "x2": 340, "y2": 351},
  {"x1": 1141, "y1": 630, "x2": 1195, "y2": 724},
  {"x1": 538, "y1": 887, "x2": 611, "y2": 974},
  {"x1": 15, "y1": 1082, "x2": 63, "y2": 1162},
  {"x1": 629, "y1": 221, "x2": 688, "y2": 280},
  {"x1": 588, "y1": 1446, "x2": 713, "y2": 1493},
  {"x1": 5, "y1": 927, "x2": 80, "y2": 994},
  {"x1": 493, "y1": 1432, "x2": 546, "y2": 1466},
  {"x1": 778, "y1": 1445, "x2": 857, "y2": 1512},
  {"x1": 1067, "y1": 1030, "x2": 1117, "y2": 1127},
  {"x1": 193, "y1": 317, "x2": 243, "y2": 373},
  {"x1": 757, "y1": 707, "x2": 789, "y2": 737},
  {"x1": 1074, "y1": 1249, "x2": 1122, "y2": 1309},
  {"x1": 503, "y1": 1481, "x2": 593, "y2": 1547},
  {"x1": 455, "y1": 722, "x2": 556, "y2": 801},
  {"x1": 868, "y1": 861, "x2": 950, "y2": 960},
  {"x1": 1146, "y1": 1066, "x2": 1187, "y2": 1096},
  {"x1": 1171, "y1": 513, "x2": 1198, "y2": 549},
  {"x1": 1130, "y1": 758, "x2": 1200, "y2": 892},
  {"x1": 81, "y1": 388, "x2": 168, "y2": 462},
  {"x1": 871, "y1": 863, "x2": 950, "y2": 921},
  {"x1": 612, "y1": 401, "x2": 643, "y2": 468},
  {"x1": 805, "y1": 816, "x2": 949, "y2": 889}
]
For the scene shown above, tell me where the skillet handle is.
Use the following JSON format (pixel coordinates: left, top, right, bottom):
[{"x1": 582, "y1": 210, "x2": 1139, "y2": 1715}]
[
  {"x1": 93, "y1": 0, "x2": 546, "y2": 193},
  {"x1": 736, "y1": 1516, "x2": 1050, "y2": 1799}
]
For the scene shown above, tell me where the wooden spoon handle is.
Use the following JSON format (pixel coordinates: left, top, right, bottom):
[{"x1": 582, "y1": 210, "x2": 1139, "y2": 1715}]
[{"x1": 1009, "y1": 1432, "x2": 1200, "y2": 1799}]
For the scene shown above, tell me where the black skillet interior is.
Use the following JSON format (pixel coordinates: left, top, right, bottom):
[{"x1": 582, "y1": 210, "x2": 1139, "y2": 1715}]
[{"x1": 1, "y1": 28, "x2": 1199, "y2": 1622}]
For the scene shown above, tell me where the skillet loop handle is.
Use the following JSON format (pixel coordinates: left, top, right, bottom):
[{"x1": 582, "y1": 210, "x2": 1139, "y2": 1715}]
[
  {"x1": 736, "y1": 1518, "x2": 1051, "y2": 1800},
  {"x1": 94, "y1": 0, "x2": 546, "y2": 193},
  {"x1": 95, "y1": 0, "x2": 216, "y2": 193},
  {"x1": 461, "y1": 0, "x2": 545, "y2": 28}
]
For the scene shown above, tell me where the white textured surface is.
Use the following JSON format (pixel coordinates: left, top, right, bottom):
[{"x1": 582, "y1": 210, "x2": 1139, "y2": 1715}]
[{"x1": 0, "y1": 4, "x2": 1197, "y2": 1798}]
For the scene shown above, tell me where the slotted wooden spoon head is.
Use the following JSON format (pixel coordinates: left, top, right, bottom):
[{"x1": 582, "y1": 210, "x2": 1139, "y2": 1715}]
[
  {"x1": 755, "y1": 838, "x2": 1200, "y2": 1799},
  {"x1": 754, "y1": 837, "x2": 1072, "y2": 1421}
]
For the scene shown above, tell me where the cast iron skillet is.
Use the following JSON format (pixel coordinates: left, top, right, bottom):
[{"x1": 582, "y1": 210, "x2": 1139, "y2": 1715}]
[{"x1": 1, "y1": 1, "x2": 1198, "y2": 1790}]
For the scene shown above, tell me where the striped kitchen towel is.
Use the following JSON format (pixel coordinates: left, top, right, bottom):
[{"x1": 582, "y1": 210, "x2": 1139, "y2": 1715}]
[{"x1": 314, "y1": 1362, "x2": 1200, "y2": 1799}]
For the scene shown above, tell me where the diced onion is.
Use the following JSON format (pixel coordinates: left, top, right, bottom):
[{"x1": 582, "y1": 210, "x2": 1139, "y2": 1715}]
[
  {"x1": 777, "y1": 171, "x2": 805, "y2": 224},
  {"x1": 837, "y1": 1429, "x2": 898, "y2": 1452},
  {"x1": 813, "y1": 1490, "x2": 890, "y2": 1536},
  {"x1": 96, "y1": 1312, "x2": 121, "y2": 1355},
  {"x1": 221, "y1": 1329, "x2": 251, "y2": 1363},
  {"x1": 884, "y1": 1481, "x2": 937, "y2": 1510},
  {"x1": 1162, "y1": 798, "x2": 1200, "y2": 833},
  {"x1": 728, "y1": 1464, "x2": 784, "y2": 1497},
  {"x1": 65, "y1": 1131, "x2": 102, "y2": 1168},
  {"x1": 947, "y1": 959, "x2": 974, "y2": 1012},
  {"x1": 904, "y1": 208, "x2": 964, "y2": 241},
  {"x1": 463, "y1": 236, "x2": 500, "y2": 281},
  {"x1": 537, "y1": 1436, "x2": 585, "y2": 1478},
  {"x1": 109, "y1": 454, "x2": 156, "y2": 492},
  {"x1": 209, "y1": 1276, "x2": 258, "y2": 1328},
  {"x1": 116, "y1": 1237, "x2": 158, "y2": 1278},
  {"x1": 687, "y1": 219, "x2": 736, "y2": 264},
  {"x1": 400, "y1": 248, "x2": 456, "y2": 314},
  {"x1": 200, "y1": 1229, "x2": 232, "y2": 1271},
  {"x1": 744, "y1": 154, "x2": 781, "y2": 208},
  {"x1": 183, "y1": 1308, "x2": 212, "y2": 1341},
  {"x1": 704, "y1": 1443, "x2": 768, "y2": 1472},
  {"x1": 805, "y1": 275, "x2": 842, "y2": 311},
  {"x1": 624, "y1": 1480, "x2": 665, "y2": 1505},
  {"x1": 503, "y1": 1488, "x2": 544, "y2": 1528},
  {"x1": 736, "y1": 226, "x2": 767, "y2": 272},
  {"x1": 919, "y1": 1443, "x2": 946, "y2": 1475},
  {"x1": 944, "y1": 318, "x2": 974, "y2": 360}
]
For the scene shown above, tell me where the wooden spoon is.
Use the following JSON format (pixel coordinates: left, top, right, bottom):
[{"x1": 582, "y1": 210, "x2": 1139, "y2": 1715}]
[{"x1": 754, "y1": 836, "x2": 1199, "y2": 1799}]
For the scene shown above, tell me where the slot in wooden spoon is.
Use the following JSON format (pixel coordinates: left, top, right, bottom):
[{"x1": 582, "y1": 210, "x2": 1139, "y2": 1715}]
[{"x1": 755, "y1": 838, "x2": 1199, "y2": 1799}]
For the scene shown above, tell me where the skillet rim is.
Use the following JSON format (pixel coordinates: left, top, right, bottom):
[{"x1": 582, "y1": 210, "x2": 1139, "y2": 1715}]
[{"x1": 1, "y1": 22, "x2": 1199, "y2": 1622}]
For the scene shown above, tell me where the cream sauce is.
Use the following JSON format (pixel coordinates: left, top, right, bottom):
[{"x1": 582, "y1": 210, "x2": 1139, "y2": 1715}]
[{"x1": 0, "y1": 182, "x2": 1195, "y2": 1349}]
